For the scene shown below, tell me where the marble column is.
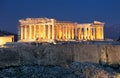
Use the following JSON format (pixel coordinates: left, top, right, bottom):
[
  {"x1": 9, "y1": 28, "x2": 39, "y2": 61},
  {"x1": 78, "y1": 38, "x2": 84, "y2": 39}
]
[
  {"x1": 62, "y1": 25, "x2": 64, "y2": 39},
  {"x1": 59, "y1": 25, "x2": 61, "y2": 39},
  {"x1": 29, "y1": 25, "x2": 32, "y2": 40},
  {"x1": 39, "y1": 25, "x2": 41, "y2": 39},
  {"x1": 50, "y1": 25, "x2": 52, "y2": 39},
  {"x1": 34, "y1": 25, "x2": 36, "y2": 40},
  {"x1": 80, "y1": 28, "x2": 82, "y2": 40},
  {"x1": 101, "y1": 27, "x2": 104, "y2": 39},
  {"x1": 24, "y1": 26, "x2": 27, "y2": 40},
  {"x1": 84, "y1": 28, "x2": 87, "y2": 40},
  {"x1": 65, "y1": 25, "x2": 67, "y2": 40},
  {"x1": 93, "y1": 28, "x2": 96, "y2": 40},
  {"x1": 70, "y1": 26, "x2": 72, "y2": 39},
  {"x1": 48, "y1": 25, "x2": 50, "y2": 39},
  {"x1": 43, "y1": 25, "x2": 46, "y2": 39},
  {"x1": 20, "y1": 26, "x2": 23, "y2": 40},
  {"x1": 52, "y1": 25, "x2": 54, "y2": 39},
  {"x1": 68, "y1": 25, "x2": 70, "y2": 39},
  {"x1": 90, "y1": 28, "x2": 93, "y2": 40},
  {"x1": 87, "y1": 28, "x2": 90, "y2": 40},
  {"x1": 72, "y1": 27, "x2": 74, "y2": 39},
  {"x1": 74, "y1": 25, "x2": 77, "y2": 40},
  {"x1": 58, "y1": 25, "x2": 60, "y2": 39}
]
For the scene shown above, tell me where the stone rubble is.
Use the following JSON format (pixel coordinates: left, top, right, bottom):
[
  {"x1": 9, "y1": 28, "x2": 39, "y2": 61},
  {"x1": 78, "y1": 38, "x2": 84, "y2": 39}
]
[{"x1": 0, "y1": 62, "x2": 119, "y2": 78}]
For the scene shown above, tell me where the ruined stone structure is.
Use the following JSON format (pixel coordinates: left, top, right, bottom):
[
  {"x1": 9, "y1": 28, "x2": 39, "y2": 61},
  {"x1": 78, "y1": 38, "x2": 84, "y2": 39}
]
[
  {"x1": 77, "y1": 21, "x2": 104, "y2": 40},
  {"x1": 0, "y1": 35, "x2": 14, "y2": 46},
  {"x1": 18, "y1": 18, "x2": 104, "y2": 42}
]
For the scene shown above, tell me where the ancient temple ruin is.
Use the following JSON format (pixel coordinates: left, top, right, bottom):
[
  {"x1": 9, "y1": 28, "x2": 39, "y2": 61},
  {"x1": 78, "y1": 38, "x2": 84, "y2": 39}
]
[{"x1": 18, "y1": 18, "x2": 104, "y2": 42}]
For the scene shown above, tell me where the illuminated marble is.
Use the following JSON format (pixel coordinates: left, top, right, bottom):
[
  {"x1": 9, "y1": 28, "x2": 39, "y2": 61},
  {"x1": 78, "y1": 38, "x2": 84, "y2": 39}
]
[
  {"x1": 0, "y1": 35, "x2": 14, "y2": 45},
  {"x1": 18, "y1": 18, "x2": 104, "y2": 42}
]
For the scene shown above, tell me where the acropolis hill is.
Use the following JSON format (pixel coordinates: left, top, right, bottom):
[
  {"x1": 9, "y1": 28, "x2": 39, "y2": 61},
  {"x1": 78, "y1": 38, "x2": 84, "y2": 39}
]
[
  {"x1": 0, "y1": 18, "x2": 120, "y2": 78},
  {"x1": 1, "y1": 18, "x2": 119, "y2": 67},
  {"x1": 18, "y1": 18, "x2": 104, "y2": 42}
]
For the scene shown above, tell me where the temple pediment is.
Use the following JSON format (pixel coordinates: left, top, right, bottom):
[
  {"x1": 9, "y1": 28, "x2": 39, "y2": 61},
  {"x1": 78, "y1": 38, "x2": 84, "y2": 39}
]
[{"x1": 93, "y1": 21, "x2": 104, "y2": 25}]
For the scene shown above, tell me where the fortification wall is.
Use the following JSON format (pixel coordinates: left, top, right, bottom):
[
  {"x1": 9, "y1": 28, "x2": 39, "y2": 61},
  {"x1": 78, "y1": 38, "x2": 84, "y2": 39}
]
[{"x1": 0, "y1": 44, "x2": 120, "y2": 68}]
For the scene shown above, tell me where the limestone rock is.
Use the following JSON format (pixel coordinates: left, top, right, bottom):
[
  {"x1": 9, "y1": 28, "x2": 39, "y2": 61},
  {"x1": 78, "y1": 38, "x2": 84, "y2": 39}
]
[
  {"x1": 0, "y1": 62, "x2": 119, "y2": 78},
  {"x1": 0, "y1": 43, "x2": 120, "y2": 68},
  {"x1": 0, "y1": 48, "x2": 20, "y2": 67}
]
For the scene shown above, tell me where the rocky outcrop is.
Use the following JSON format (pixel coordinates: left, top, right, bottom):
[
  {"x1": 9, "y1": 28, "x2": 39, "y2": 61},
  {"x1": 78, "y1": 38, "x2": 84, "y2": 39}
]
[
  {"x1": 0, "y1": 62, "x2": 119, "y2": 78},
  {"x1": 0, "y1": 48, "x2": 20, "y2": 67},
  {"x1": 99, "y1": 45, "x2": 120, "y2": 67},
  {"x1": 0, "y1": 43, "x2": 120, "y2": 68}
]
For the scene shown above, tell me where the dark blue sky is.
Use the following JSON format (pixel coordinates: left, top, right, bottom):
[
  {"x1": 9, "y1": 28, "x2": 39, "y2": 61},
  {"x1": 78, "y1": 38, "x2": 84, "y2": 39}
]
[{"x1": 0, "y1": 0, "x2": 120, "y2": 33}]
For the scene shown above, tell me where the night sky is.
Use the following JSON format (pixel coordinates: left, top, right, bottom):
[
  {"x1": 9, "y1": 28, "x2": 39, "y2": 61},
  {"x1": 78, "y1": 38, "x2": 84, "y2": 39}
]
[{"x1": 0, "y1": 0, "x2": 120, "y2": 34}]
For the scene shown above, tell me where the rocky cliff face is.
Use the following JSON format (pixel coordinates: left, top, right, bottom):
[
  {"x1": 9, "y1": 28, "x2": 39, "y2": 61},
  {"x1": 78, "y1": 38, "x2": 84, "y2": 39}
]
[
  {"x1": 0, "y1": 43, "x2": 120, "y2": 68},
  {"x1": 0, "y1": 43, "x2": 120, "y2": 77}
]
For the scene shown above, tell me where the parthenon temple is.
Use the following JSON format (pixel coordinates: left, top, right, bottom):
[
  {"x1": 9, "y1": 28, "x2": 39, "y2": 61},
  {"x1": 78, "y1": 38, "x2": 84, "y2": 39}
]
[{"x1": 18, "y1": 18, "x2": 104, "y2": 42}]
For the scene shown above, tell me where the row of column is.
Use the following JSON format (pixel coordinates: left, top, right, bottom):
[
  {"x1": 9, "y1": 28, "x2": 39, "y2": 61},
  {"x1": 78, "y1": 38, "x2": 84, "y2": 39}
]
[
  {"x1": 20, "y1": 24, "x2": 104, "y2": 41},
  {"x1": 20, "y1": 24, "x2": 54, "y2": 41},
  {"x1": 95, "y1": 27, "x2": 104, "y2": 40},
  {"x1": 55, "y1": 24, "x2": 75, "y2": 40},
  {"x1": 77, "y1": 27, "x2": 103, "y2": 40},
  {"x1": 77, "y1": 27, "x2": 91, "y2": 40}
]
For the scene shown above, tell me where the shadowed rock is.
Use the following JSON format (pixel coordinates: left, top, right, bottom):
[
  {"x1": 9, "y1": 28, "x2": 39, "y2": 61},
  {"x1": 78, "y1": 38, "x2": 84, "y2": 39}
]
[
  {"x1": 0, "y1": 62, "x2": 119, "y2": 78},
  {"x1": 0, "y1": 43, "x2": 120, "y2": 68}
]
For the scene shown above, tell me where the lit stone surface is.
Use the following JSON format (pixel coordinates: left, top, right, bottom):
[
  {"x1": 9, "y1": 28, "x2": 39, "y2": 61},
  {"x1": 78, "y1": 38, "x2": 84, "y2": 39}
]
[
  {"x1": 0, "y1": 43, "x2": 120, "y2": 68},
  {"x1": 18, "y1": 18, "x2": 104, "y2": 42},
  {"x1": 0, "y1": 36, "x2": 14, "y2": 46}
]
